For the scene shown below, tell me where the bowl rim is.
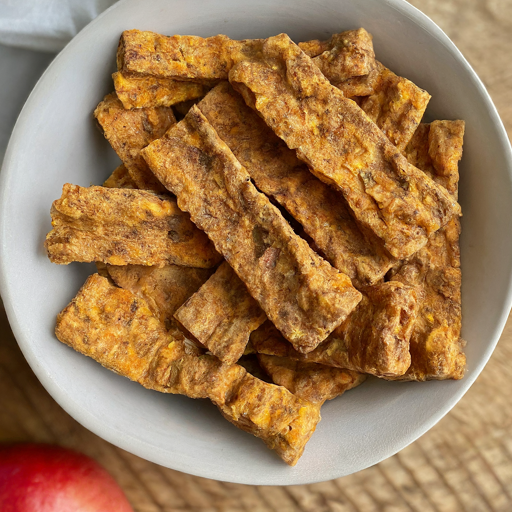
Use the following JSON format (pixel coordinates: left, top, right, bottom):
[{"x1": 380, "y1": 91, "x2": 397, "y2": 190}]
[{"x1": 1, "y1": 0, "x2": 512, "y2": 485}]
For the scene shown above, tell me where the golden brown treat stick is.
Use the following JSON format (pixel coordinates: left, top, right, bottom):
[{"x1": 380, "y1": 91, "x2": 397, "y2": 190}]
[
  {"x1": 175, "y1": 262, "x2": 266, "y2": 364},
  {"x1": 251, "y1": 281, "x2": 418, "y2": 378},
  {"x1": 107, "y1": 264, "x2": 213, "y2": 330},
  {"x1": 103, "y1": 164, "x2": 138, "y2": 189},
  {"x1": 113, "y1": 72, "x2": 209, "y2": 109},
  {"x1": 197, "y1": 82, "x2": 394, "y2": 287},
  {"x1": 94, "y1": 92, "x2": 175, "y2": 192},
  {"x1": 229, "y1": 34, "x2": 460, "y2": 260},
  {"x1": 359, "y1": 63, "x2": 431, "y2": 152},
  {"x1": 389, "y1": 120, "x2": 465, "y2": 381},
  {"x1": 56, "y1": 274, "x2": 320, "y2": 466},
  {"x1": 45, "y1": 184, "x2": 220, "y2": 268},
  {"x1": 258, "y1": 354, "x2": 366, "y2": 404},
  {"x1": 117, "y1": 30, "x2": 264, "y2": 82},
  {"x1": 142, "y1": 106, "x2": 362, "y2": 353},
  {"x1": 298, "y1": 28, "x2": 375, "y2": 85}
]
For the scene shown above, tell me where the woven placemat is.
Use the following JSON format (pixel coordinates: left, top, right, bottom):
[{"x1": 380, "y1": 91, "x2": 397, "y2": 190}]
[{"x1": 1, "y1": 1, "x2": 512, "y2": 510}]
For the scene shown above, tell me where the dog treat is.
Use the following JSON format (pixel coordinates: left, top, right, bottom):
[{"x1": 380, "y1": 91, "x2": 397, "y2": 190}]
[
  {"x1": 103, "y1": 164, "x2": 138, "y2": 189},
  {"x1": 175, "y1": 262, "x2": 266, "y2": 364},
  {"x1": 251, "y1": 281, "x2": 418, "y2": 378},
  {"x1": 94, "y1": 92, "x2": 175, "y2": 192},
  {"x1": 229, "y1": 34, "x2": 460, "y2": 259},
  {"x1": 298, "y1": 28, "x2": 375, "y2": 85},
  {"x1": 389, "y1": 120, "x2": 465, "y2": 381},
  {"x1": 113, "y1": 72, "x2": 209, "y2": 109},
  {"x1": 405, "y1": 121, "x2": 464, "y2": 199},
  {"x1": 359, "y1": 63, "x2": 431, "y2": 151},
  {"x1": 258, "y1": 354, "x2": 366, "y2": 404},
  {"x1": 142, "y1": 106, "x2": 362, "y2": 353},
  {"x1": 45, "y1": 184, "x2": 220, "y2": 268},
  {"x1": 56, "y1": 274, "x2": 320, "y2": 465},
  {"x1": 197, "y1": 82, "x2": 394, "y2": 287},
  {"x1": 117, "y1": 30, "x2": 264, "y2": 82},
  {"x1": 107, "y1": 264, "x2": 213, "y2": 329},
  {"x1": 216, "y1": 372, "x2": 321, "y2": 465}
]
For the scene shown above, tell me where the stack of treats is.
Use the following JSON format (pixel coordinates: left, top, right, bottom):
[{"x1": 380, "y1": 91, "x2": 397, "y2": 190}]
[{"x1": 45, "y1": 28, "x2": 465, "y2": 466}]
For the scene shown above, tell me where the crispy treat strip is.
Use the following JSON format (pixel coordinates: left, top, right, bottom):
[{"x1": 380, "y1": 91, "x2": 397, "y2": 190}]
[
  {"x1": 113, "y1": 72, "x2": 209, "y2": 109},
  {"x1": 258, "y1": 354, "x2": 366, "y2": 404},
  {"x1": 359, "y1": 63, "x2": 431, "y2": 152},
  {"x1": 251, "y1": 281, "x2": 418, "y2": 378},
  {"x1": 103, "y1": 164, "x2": 138, "y2": 189},
  {"x1": 229, "y1": 34, "x2": 460, "y2": 260},
  {"x1": 117, "y1": 30, "x2": 264, "y2": 82},
  {"x1": 107, "y1": 264, "x2": 213, "y2": 330},
  {"x1": 197, "y1": 82, "x2": 394, "y2": 287},
  {"x1": 389, "y1": 120, "x2": 465, "y2": 381},
  {"x1": 142, "y1": 106, "x2": 362, "y2": 353},
  {"x1": 405, "y1": 121, "x2": 464, "y2": 200},
  {"x1": 45, "y1": 184, "x2": 220, "y2": 268},
  {"x1": 298, "y1": 28, "x2": 375, "y2": 85},
  {"x1": 94, "y1": 92, "x2": 175, "y2": 192},
  {"x1": 56, "y1": 274, "x2": 320, "y2": 465},
  {"x1": 175, "y1": 262, "x2": 266, "y2": 364}
]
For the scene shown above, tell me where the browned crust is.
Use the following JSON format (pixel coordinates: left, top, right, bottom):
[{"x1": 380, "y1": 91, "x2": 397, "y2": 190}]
[
  {"x1": 107, "y1": 264, "x2": 213, "y2": 330},
  {"x1": 103, "y1": 164, "x2": 138, "y2": 189},
  {"x1": 299, "y1": 28, "x2": 375, "y2": 84},
  {"x1": 360, "y1": 64, "x2": 431, "y2": 151},
  {"x1": 94, "y1": 92, "x2": 175, "y2": 192},
  {"x1": 44, "y1": 184, "x2": 221, "y2": 268},
  {"x1": 174, "y1": 262, "x2": 266, "y2": 364},
  {"x1": 251, "y1": 280, "x2": 418, "y2": 378},
  {"x1": 258, "y1": 354, "x2": 366, "y2": 404},
  {"x1": 113, "y1": 72, "x2": 209, "y2": 109},
  {"x1": 56, "y1": 274, "x2": 320, "y2": 465},
  {"x1": 197, "y1": 82, "x2": 394, "y2": 287},
  {"x1": 389, "y1": 120, "x2": 466, "y2": 381},
  {"x1": 141, "y1": 106, "x2": 362, "y2": 353},
  {"x1": 229, "y1": 34, "x2": 460, "y2": 260}
]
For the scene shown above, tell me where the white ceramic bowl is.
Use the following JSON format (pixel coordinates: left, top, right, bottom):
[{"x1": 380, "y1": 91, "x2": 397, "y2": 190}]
[{"x1": 1, "y1": 0, "x2": 511, "y2": 485}]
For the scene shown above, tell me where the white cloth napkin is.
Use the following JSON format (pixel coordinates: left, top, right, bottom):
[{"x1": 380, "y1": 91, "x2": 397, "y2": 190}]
[{"x1": 0, "y1": 0, "x2": 118, "y2": 52}]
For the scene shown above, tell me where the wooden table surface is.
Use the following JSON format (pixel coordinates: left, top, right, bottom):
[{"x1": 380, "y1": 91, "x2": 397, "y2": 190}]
[{"x1": 1, "y1": 1, "x2": 512, "y2": 510}]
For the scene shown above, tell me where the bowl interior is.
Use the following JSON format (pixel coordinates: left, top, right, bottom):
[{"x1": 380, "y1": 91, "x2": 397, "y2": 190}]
[{"x1": 1, "y1": 0, "x2": 511, "y2": 485}]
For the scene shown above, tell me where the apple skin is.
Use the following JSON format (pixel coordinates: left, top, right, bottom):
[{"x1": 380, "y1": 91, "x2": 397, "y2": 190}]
[{"x1": 0, "y1": 443, "x2": 134, "y2": 512}]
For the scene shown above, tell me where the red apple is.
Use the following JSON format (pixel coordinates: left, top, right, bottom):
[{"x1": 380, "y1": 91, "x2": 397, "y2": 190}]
[{"x1": 0, "y1": 443, "x2": 133, "y2": 512}]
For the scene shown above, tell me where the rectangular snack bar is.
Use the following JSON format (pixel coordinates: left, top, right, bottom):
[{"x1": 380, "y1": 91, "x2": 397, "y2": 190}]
[
  {"x1": 117, "y1": 30, "x2": 264, "y2": 82},
  {"x1": 103, "y1": 164, "x2": 138, "y2": 189},
  {"x1": 174, "y1": 262, "x2": 266, "y2": 364},
  {"x1": 197, "y1": 82, "x2": 394, "y2": 287},
  {"x1": 229, "y1": 34, "x2": 461, "y2": 259},
  {"x1": 56, "y1": 274, "x2": 320, "y2": 465},
  {"x1": 389, "y1": 120, "x2": 465, "y2": 381},
  {"x1": 94, "y1": 92, "x2": 175, "y2": 192},
  {"x1": 251, "y1": 281, "x2": 418, "y2": 378},
  {"x1": 113, "y1": 72, "x2": 209, "y2": 109},
  {"x1": 298, "y1": 27, "x2": 375, "y2": 85},
  {"x1": 107, "y1": 264, "x2": 213, "y2": 330},
  {"x1": 142, "y1": 106, "x2": 362, "y2": 353},
  {"x1": 45, "y1": 184, "x2": 220, "y2": 268},
  {"x1": 359, "y1": 63, "x2": 431, "y2": 151},
  {"x1": 258, "y1": 354, "x2": 366, "y2": 404}
]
